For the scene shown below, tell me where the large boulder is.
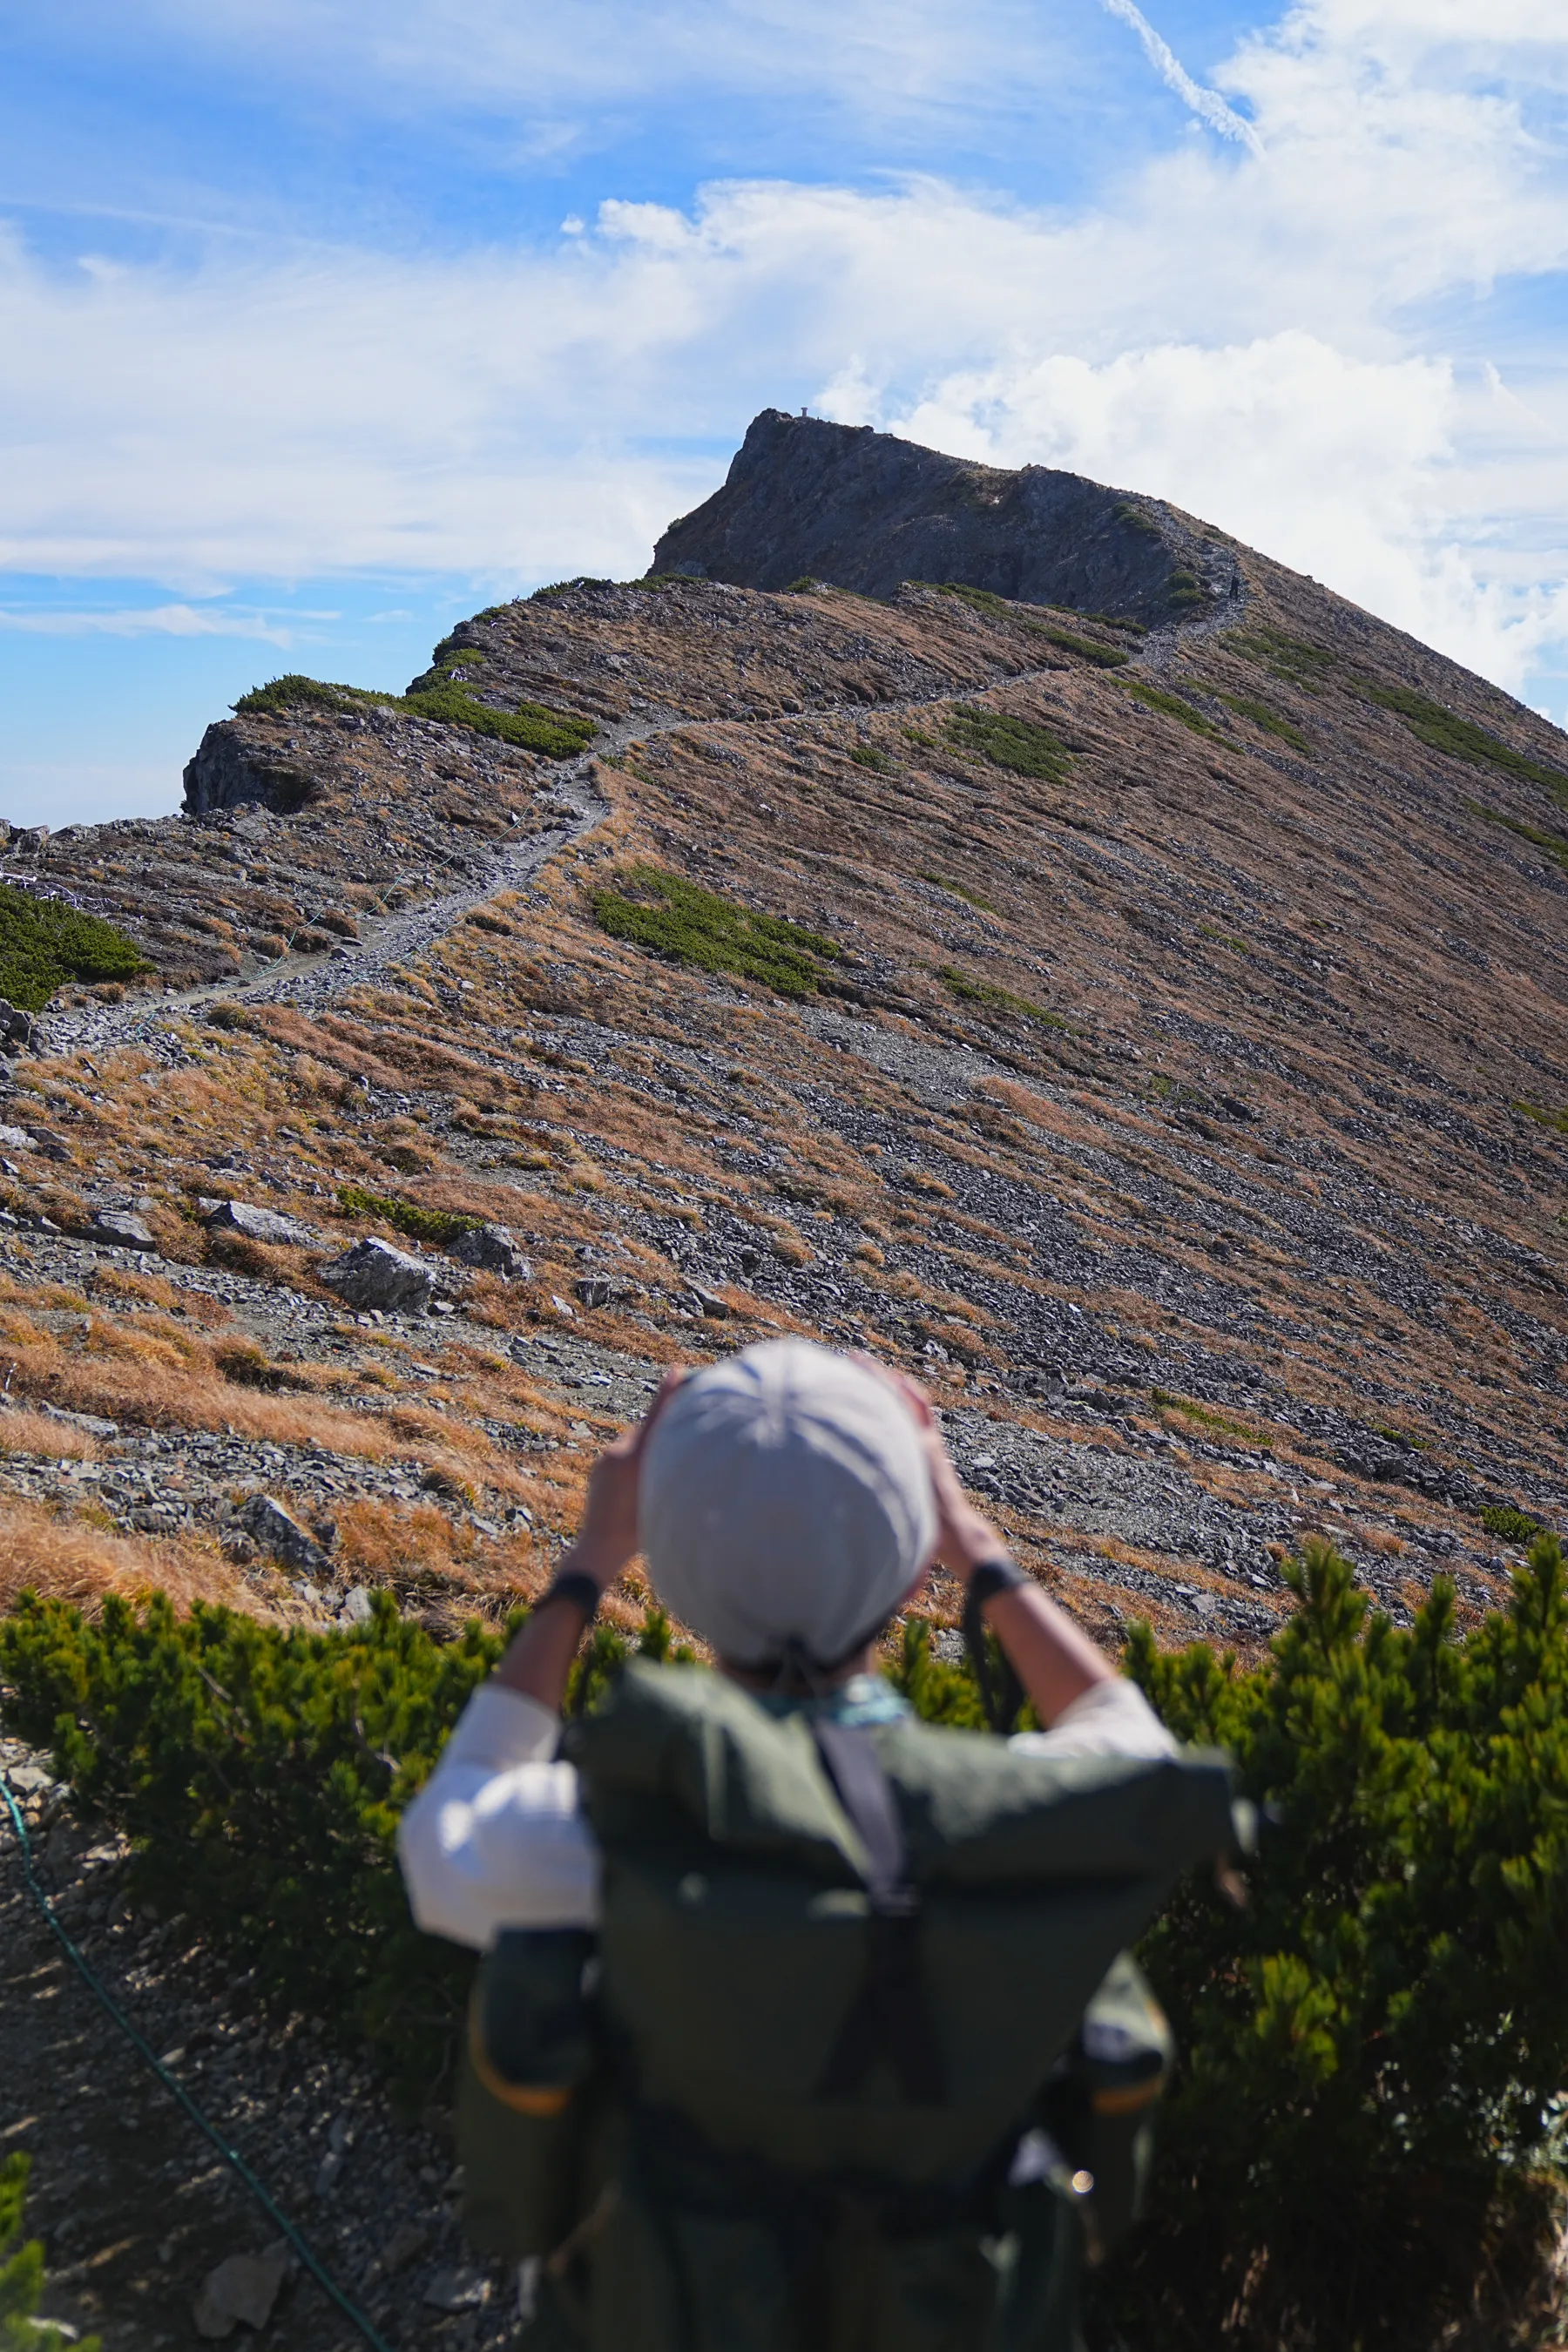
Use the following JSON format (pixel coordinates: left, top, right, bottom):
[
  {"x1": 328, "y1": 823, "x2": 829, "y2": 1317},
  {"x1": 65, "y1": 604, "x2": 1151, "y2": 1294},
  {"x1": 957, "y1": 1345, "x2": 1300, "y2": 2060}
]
[
  {"x1": 182, "y1": 720, "x2": 322, "y2": 816},
  {"x1": 318, "y1": 1234, "x2": 433, "y2": 1313}
]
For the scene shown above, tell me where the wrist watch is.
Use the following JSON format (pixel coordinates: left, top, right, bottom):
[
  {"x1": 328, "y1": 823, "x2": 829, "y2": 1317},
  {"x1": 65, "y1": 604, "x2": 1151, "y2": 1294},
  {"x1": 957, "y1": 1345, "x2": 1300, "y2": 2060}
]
[{"x1": 538, "y1": 1570, "x2": 602, "y2": 1623}]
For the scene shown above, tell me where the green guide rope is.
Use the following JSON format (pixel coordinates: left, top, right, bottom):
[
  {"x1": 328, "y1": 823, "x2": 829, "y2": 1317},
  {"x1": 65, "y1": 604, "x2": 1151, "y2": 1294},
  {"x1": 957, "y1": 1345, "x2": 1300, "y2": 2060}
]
[{"x1": 0, "y1": 1770, "x2": 396, "y2": 2352}]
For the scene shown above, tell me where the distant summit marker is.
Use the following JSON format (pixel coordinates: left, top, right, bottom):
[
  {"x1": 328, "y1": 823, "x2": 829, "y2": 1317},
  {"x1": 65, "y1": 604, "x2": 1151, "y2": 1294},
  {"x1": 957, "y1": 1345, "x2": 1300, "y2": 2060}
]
[{"x1": 652, "y1": 409, "x2": 1237, "y2": 624}]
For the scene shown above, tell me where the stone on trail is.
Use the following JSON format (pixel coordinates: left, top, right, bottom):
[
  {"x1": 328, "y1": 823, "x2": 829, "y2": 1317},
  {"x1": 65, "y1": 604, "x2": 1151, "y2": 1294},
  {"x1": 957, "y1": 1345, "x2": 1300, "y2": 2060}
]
[
  {"x1": 423, "y1": 2265, "x2": 491, "y2": 2313},
  {"x1": 89, "y1": 1208, "x2": 157, "y2": 1251},
  {"x1": 245, "y1": 1493, "x2": 331, "y2": 1574},
  {"x1": 192, "y1": 2243, "x2": 290, "y2": 2338},
  {"x1": 449, "y1": 1220, "x2": 531, "y2": 1278},
  {"x1": 338, "y1": 1585, "x2": 375, "y2": 1625},
  {"x1": 318, "y1": 1234, "x2": 433, "y2": 1313},
  {"x1": 0, "y1": 1125, "x2": 33, "y2": 1153},
  {"x1": 205, "y1": 1199, "x2": 315, "y2": 1247}
]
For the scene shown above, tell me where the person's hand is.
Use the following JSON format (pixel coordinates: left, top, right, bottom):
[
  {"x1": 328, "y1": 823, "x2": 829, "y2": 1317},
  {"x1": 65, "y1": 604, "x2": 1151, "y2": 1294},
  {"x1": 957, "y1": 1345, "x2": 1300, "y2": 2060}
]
[
  {"x1": 851, "y1": 1357, "x2": 1004, "y2": 1585},
  {"x1": 569, "y1": 1366, "x2": 687, "y2": 1590}
]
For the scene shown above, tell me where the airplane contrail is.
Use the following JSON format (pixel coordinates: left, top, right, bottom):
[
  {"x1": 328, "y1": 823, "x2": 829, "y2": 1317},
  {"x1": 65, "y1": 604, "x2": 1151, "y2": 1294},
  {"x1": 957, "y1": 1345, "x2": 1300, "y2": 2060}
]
[{"x1": 1098, "y1": 0, "x2": 1266, "y2": 158}]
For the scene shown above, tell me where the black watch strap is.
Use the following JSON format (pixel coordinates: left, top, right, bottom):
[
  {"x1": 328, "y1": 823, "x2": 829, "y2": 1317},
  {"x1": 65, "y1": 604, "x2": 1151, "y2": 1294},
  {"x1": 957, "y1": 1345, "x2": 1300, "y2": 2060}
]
[
  {"x1": 967, "y1": 1556, "x2": 1026, "y2": 1610},
  {"x1": 962, "y1": 1558, "x2": 1027, "y2": 1735},
  {"x1": 539, "y1": 1571, "x2": 602, "y2": 1624}
]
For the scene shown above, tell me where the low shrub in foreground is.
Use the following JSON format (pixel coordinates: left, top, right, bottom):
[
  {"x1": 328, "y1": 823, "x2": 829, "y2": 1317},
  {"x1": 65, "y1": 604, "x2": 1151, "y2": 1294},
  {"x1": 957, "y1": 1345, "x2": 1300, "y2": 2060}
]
[
  {"x1": 1, "y1": 2151, "x2": 96, "y2": 2351},
  {"x1": 1111, "y1": 1536, "x2": 1568, "y2": 2350},
  {"x1": 5, "y1": 1543, "x2": 1568, "y2": 2347}
]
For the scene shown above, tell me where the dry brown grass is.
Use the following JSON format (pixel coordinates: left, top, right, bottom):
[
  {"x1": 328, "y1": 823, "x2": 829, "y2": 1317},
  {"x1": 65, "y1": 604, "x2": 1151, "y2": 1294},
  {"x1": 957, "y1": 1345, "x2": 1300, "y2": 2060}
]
[
  {"x1": 331, "y1": 1496, "x2": 542, "y2": 1607},
  {"x1": 0, "y1": 1497, "x2": 253, "y2": 1616},
  {"x1": 0, "y1": 1407, "x2": 99, "y2": 1460}
]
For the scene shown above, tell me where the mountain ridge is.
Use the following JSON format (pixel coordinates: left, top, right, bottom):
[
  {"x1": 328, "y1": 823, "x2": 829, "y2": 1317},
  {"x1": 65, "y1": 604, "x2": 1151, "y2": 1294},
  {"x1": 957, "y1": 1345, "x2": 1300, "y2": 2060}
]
[{"x1": 0, "y1": 416, "x2": 1565, "y2": 1672}]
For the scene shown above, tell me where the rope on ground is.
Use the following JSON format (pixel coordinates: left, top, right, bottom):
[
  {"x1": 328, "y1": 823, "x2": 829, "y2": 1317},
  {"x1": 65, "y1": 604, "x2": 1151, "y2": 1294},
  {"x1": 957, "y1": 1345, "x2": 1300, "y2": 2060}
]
[{"x1": 0, "y1": 1770, "x2": 396, "y2": 2352}]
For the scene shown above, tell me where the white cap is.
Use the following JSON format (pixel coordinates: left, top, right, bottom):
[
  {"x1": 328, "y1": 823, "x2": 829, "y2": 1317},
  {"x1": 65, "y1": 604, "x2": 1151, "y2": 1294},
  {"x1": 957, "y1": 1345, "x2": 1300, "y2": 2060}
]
[{"x1": 637, "y1": 1340, "x2": 936, "y2": 1669}]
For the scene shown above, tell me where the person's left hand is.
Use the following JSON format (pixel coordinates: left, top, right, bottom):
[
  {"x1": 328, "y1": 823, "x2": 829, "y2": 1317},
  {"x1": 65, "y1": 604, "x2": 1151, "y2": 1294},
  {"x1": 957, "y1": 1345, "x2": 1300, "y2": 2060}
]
[{"x1": 570, "y1": 1366, "x2": 687, "y2": 1589}]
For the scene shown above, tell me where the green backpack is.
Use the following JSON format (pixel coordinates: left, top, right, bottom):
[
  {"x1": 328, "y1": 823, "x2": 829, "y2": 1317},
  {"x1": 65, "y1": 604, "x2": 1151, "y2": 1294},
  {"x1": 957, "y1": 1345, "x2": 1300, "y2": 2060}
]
[{"x1": 458, "y1": 1664, "x2": 1235, "y2": 2352}]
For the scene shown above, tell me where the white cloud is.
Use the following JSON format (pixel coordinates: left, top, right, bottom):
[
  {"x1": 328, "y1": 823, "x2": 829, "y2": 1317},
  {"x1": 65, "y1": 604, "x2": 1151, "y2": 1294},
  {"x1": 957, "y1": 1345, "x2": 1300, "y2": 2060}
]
[
  {"x1": 0, "y1": 601, "x2": 295, "y2": 642},
  {"x1": 1097, "y1": 0, "x2": 1264, "y2": 154},
  {"x1": 885, "y1": 335, "x2": 1568, "y2": 687},
  {"x1": 0, "y1": 0, "x2": 1563, "y2": 700}
]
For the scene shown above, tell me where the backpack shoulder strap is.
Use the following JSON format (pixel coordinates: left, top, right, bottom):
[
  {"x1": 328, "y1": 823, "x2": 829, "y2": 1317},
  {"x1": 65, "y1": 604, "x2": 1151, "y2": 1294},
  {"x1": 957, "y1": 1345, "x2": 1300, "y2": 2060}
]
[{"x1": 809, "y1": 1720, "x2": 945, "y2": 2105}]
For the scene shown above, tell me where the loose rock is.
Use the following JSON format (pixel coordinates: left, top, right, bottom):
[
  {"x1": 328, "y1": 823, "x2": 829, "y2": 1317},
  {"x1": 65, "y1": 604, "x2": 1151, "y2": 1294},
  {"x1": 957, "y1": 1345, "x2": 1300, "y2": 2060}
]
[
  {"x1": 450, "y1": 1222, "x2": 531, "y2": 1279},
  {"x1": 192, "y1": 2244, "x2": 290, "y2": 2339},
  {"x1": 89, "y1": 1209, "x2": 156, "y2": 1251},
  {"x1": 244, "y1": 1494, "x2": 332, "y2": 1574},
  {"x1": 317, "y1": 1236, "x2": 432, "y2": 1313},
  {"x1": 205, "y1": 1200, "x2": 316, "y2": 1247}
]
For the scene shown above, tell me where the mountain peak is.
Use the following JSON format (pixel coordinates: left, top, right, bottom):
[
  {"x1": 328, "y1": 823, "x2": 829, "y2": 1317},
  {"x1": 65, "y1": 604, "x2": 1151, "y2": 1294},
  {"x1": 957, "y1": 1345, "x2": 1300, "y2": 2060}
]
[{"x1": 653, "y1": 408, "x2": 1240, "y2": 625}]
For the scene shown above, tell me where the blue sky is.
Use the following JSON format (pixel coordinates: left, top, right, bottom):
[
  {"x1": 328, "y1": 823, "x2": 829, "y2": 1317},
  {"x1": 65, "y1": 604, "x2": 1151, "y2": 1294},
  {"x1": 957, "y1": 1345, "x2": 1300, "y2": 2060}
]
[{"x1": 1, "y1": 0, "x2": 1565, "y2": 825}]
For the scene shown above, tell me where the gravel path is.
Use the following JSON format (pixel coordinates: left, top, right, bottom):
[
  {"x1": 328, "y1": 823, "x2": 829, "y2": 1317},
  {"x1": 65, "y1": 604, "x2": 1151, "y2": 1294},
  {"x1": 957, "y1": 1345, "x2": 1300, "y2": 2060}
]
[{"x1": 35, "y1": 603, "x2": 1221, "y2": 1064}]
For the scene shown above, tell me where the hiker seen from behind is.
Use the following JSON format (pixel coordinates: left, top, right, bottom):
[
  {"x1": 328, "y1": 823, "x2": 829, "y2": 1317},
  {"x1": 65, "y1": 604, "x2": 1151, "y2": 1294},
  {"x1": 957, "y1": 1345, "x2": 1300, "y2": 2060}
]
[{"x1": 399, "y1": 1340, "x2": 1236, "y2": 2351}]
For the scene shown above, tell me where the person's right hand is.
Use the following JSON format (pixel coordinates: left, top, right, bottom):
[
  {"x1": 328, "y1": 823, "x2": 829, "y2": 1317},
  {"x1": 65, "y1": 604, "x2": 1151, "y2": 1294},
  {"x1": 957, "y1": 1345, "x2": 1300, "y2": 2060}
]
[
  {"x1": 571, "y1": 1366, "x2": 687, "y2": 1590},
  {"x1": 856, "y1": 1360, "x2": 1005, "y2": 1585}
]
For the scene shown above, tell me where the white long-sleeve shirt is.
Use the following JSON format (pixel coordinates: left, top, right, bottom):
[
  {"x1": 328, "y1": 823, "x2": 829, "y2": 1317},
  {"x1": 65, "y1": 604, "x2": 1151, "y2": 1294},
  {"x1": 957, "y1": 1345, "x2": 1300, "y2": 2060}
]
[{"x1": 397, "y1": 1675, "x2": 1178, "y2": 1952}]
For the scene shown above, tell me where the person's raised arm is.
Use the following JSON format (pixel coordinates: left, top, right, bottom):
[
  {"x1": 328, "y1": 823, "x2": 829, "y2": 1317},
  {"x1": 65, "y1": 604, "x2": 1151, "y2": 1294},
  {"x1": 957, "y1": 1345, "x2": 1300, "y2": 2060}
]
[
  {"x1": 883, "y1": 1370, "x2": 1116, "y2": 1727},
  {"x1": 493, "y1": 1369, "x2": 686, "y2": 1714}
]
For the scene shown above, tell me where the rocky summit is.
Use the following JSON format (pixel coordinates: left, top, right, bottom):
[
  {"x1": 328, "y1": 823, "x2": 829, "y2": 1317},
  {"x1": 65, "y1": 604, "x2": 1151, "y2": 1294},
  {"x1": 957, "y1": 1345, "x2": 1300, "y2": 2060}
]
[{"x1": 1, "y1": 409, "x2": 1567, "y2": 1669}]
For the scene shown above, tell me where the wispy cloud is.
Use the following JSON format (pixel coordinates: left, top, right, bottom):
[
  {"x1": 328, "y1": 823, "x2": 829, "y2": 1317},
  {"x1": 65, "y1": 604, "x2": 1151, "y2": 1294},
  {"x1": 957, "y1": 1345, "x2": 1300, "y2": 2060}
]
[
  {"x1": 1096, "y1": 0, "x2": 1264, "y2": 155},
  {"x1": 0, "y1": 603, "x2": 295, "y2": 644}
]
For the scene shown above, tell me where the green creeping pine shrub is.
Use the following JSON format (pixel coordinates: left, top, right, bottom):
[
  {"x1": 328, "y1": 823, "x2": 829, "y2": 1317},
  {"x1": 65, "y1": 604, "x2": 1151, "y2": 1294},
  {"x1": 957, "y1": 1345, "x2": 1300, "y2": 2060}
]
[
  {"x1": 1214, "y1": 693, "x2": 1311, "y2": 754},
  {"x1": 0, "y1": 887, "x2": 151, "y2": 1011},
  {"x1": 849, "y1": 745, "x2": 892, "y2": 772},
  {"x1": 937, "y1": 965, "x2": 1068, "y2": 1028},
  {"x1": 1112, "y1": 499, "x2": 1162, "y2": 539},
  {"x1": 1148, "y1": 1386, "x2": 1270, "y2": 1449},
  {"x1": 1197, "y1": 923, "x2": 1248, "y2": 953},
  {"x1": 591, "y1": 865, "x2": 840, "y2": 998},
  {"x1": 336, "y1": 1184, "x2": 482, "y2": 1248},
  {"x1": 1165, "y1": 569, "x2": 1206, "y2": 612},
  {"x1": 1107, "y1": 1536, "x2": 1568, "y2": 2352},
  {"x1": 0, "y1": 1591, "x2": 689, "y2": 2090},
  {"x1": 1515, "y1": 1096, "x2": 1568, "y2": 1136},
  {"x1": 1365, "y1": 681, "x2": 1568, "y2": 797},
  {"x1": 1040, "y1": 626, "x2": 1130, "y2": 668},
  {"x1": 921, "y1": 872, "x2": 996, "y2": 914},
  {"x1": 1481, "y1": 1501, "x2": 1546, "y2": 1544},
  {"x1": 1116, "y1": 678, "x2": 1223, "y2": 740},
  {"x1": 10, "y1": 1555, "x2": 1568, "y2": 2344},
  {"x1": 1227, "y1": 626, "x2": 1336, "y2": 693},
  {"x1": 232, "y1": 674, "x2": 593, "y2": 760},
  {"x1": 929, "y1": 585, "x2": 1129, "y2": 665},
  {"x1": 945, "y1": 707, "x2": 1072, "y2": 781},
  {"x1": 1473, "y1": 801, "x2": 1568, "y2": 876},
  {"x1": 1, "y1": 2152, "x2": 97, "y2": 2352}
]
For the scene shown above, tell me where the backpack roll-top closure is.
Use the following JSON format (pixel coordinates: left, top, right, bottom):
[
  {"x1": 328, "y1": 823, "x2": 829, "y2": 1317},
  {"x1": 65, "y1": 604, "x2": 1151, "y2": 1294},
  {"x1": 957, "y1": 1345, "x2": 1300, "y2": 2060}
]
[{"x1": 568, "y1": 1664, "x2": 1233, "y2": 2185}]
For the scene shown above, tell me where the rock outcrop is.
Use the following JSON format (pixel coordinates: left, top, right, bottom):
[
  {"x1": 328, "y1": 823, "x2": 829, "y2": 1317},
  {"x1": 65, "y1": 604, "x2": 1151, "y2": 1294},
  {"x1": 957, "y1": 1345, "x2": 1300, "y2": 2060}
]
[{"x1": 653, "y1": 409, "x2": 1240, "y2": 620}]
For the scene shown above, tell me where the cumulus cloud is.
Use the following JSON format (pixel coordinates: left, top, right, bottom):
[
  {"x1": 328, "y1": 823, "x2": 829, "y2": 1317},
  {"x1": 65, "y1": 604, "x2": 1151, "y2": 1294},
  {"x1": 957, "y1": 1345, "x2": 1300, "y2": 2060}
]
[{"x1": 886, "y1": 335, "x2": 1568, "y2": 687}]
